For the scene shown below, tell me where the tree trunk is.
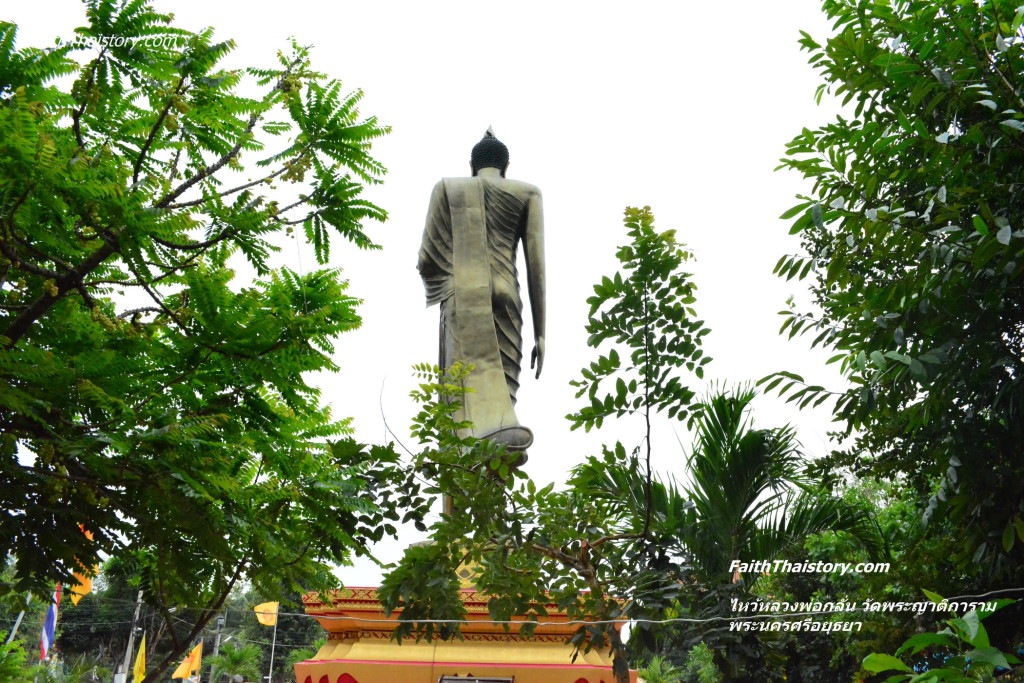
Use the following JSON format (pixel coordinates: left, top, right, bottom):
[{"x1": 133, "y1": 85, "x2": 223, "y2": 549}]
[{"x1": 609, "y1": 623, "x2": 631, "y2": 683}]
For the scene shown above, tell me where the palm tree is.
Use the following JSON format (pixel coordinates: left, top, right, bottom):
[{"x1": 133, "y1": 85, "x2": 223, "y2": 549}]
[
  {"x1": 583, "y1": 387, "x2": 882, "y2": 580},
  {"x1": 637, "y1": 654, "x2": 684, "y2": 682},
  {"x1": 676, "y1": 387, "x2": 882, "y2": 582},
  {"x1": 207, "y1": 642, "x2": 262, "y2": 683},
  {"x1": 583, "y1": 387, "x2": 883, "y2": 677}
]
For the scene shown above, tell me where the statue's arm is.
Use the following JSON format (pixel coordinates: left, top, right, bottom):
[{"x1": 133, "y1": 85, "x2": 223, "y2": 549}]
[{"x1": 524, "y1": 188, "x2": 546, "y2": 378}]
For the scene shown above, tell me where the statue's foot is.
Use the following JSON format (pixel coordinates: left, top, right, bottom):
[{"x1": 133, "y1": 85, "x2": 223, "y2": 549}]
[{"x1": 482, "y1": 425, "x2": 534, "y2": 451}]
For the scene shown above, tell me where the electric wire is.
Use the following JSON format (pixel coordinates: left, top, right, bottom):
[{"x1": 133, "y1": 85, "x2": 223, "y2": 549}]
[{"x1": 8, "y1": 586, "x2": 1018, "y2": 644}]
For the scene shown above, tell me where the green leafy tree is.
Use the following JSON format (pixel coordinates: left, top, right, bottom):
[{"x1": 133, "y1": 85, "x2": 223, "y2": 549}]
[
  {"x1": 677, "y1": 643, "x2": 724, "y2": 683},
  {"x1": 0, "y1": 631, "x2": 37, "y2": 680},
  {"x1": 0, "y1": 560, "x2": 47, "y2": 658},
  {"x1": 761, "y1": 479, "x2": 1004, "y2": 682},
  {"x1": 765, "y1": 0, "x2": 1024, "y2": 591},
  {"x1": 56, "y1": 554, "x2": 205, "y2": 676},
  {"x1": 0, "y1": 2, "x2": 416, "y2": 680},
  {"x1": 861, "y1": 598, "x2": 1022, "y2": 681},
  {"x1": 379, "y1": 207, "x2": 711, "y2": 683},
  {"x1": 570, "y1": 206, "x2": 710, "y2": 431}
]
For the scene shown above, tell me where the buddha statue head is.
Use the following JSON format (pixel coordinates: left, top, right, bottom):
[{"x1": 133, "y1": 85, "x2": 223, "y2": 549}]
[{"x1": 470, "y1": 127, "x2": 509, "y2": 177}]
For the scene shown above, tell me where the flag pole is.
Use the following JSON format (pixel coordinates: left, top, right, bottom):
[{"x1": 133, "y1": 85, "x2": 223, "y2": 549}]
[
  {"x1": 266, "y1": 619, "x2": 278, "y2": 683},
  {"x1": 39, "y1": 583, "x2": 62, "y2": 661}
]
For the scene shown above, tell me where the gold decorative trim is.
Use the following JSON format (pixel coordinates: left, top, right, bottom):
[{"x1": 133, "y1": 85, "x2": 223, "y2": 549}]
[
  {"x1": 326, "y1": 630, "x2": 572, "y2": 644},
  {"x1": 304, "y1": 589, "x2": 570, "y2": 616}
]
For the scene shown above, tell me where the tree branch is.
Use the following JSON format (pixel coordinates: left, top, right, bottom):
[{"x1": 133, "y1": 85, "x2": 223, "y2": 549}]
[
  {"x1": 142, "y1": 558, "x2": 249, "y2": 683},
  {"x1": 71, "y1": 54, "x2": 103, "y2": 150},
  {"x1": 86, "y1": 251, "x2": 200, "y2": 287},
  {"x1": 588, "y1": 532, "x2": 642, "y2": 550},
  {"x1": 162, "y1": 165, "x2": 289, "y2": 210},
  {"x1": 152, "y1": 227, "x2": 238, "y2": 251},
  {"x1": 132, "y1": 77, "x2": 186, "y2": 185},
  {"x1": 0, "y1": 243, "x2": 60, "y2": 279},
  {"x1": 2, "y1": 240, "x2": 117, "y2": 348},
  {"x1": 154, "y1": 55, "x2": 305, "y2": 210}
]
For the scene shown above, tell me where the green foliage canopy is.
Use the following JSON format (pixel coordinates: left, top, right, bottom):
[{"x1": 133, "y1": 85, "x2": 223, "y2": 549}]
[
  {"x1": 767, "y1": 0, "x2": 1024, "y2": 579},
  {"x1": 0, "y1": 1, "x2": 412, "y2": 679},
  {"x1": 569, "y1": 206, "x2": 711, "y2": 432}
]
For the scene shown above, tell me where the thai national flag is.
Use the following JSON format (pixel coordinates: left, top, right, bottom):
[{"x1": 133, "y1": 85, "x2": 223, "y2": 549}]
[{"x1": 40, "y1": 583, "x2": 61, "y2": 660}]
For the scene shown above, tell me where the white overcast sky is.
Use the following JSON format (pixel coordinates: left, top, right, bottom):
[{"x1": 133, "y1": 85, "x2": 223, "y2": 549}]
[{"x1": 7, "y1": 1, "x2": 846, "y2": 586}]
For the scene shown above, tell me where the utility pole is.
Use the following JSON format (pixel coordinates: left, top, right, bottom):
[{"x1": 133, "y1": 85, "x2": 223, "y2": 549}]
[
  {"x1": 212, "y1": 614, "x2": 225, "y2": 656},
  {"x1": 113, "y1": 590, "x2": 143, "y2": 683},
  {"x1": 3, "y1": 594, "x2": 31, "y2": 645},
  {"x1": 207, "y1": 613, "x2": 226, "y2": 683}
]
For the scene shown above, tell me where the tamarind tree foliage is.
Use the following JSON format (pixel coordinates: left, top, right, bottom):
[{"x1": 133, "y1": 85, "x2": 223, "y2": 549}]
[
  {"x1": 0, "y1": 2, "x2": 419, "y2": 678},
  {"x1": 764, "y1": 0, "x2": 1024, "y2": 587}
]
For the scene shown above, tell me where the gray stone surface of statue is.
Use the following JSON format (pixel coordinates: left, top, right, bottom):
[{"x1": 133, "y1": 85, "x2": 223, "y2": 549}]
[{"x1": 417, "y1": 130, "x2": 545, "y2": 451}]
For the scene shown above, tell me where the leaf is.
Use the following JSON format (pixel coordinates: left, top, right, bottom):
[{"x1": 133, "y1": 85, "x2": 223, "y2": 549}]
[
  {"x1": 811, "y1": 202, "x2": 824, "y2": 229},
  {"x1": 964, "y1": 647, "x2": 1011, "y2": 669},
  {"x1": 862, "y1": 653, "x2": 912, "y2": 673},
  {"x1": 770, "y1": 0, "x2": 1024, "y2": 600},
  {"x1": 780, "y1": 202, "x2": 811, "y2": 220},
  {"x1": 950, "y1": 612, "x2": 982, "y2": 645},
  {"x1": 0, "y1": 14, "x2": 396, "y2": 603},
  {"x1": 996, "y1": 222, "x2": 1011, "y2": 245},
  {"x1": 972, "y1": 215, "x2": 989, "y2": 235},
  {"x1": 1002, "y1": 522, "x2": 1015, "y2": 552},
  {"x1": 897, "y1": 632, "x2": 956, "y2": 656},
  {"x1": 931, "y1": 67, "x2": 953, "y2": 88}
]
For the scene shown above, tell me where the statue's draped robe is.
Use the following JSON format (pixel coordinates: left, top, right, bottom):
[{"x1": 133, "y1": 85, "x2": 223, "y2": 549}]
[{"x1": 418, "y1": 176, "x2": 530, "y2": 438}]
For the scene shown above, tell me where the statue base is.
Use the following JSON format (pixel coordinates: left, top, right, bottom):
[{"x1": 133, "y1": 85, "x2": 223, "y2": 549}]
[
  {"x1": 295, "y1": 587, "x2": 637, "y2": 683},
  {"x1": 481, "y1": 425, "x2": 533, "y2": 451}
]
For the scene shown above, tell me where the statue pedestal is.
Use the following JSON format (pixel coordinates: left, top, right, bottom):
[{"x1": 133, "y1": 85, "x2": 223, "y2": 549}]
[{"x1": 295, "y1": 587, "x2": 636, "y2": 683}]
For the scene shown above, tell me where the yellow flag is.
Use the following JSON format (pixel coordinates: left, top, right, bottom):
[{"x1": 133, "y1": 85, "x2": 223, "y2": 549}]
[
  {"x1": 171, "y1": 642, "x2": 202, "y2": 679},
  {"x1": 254, "y1": 601, "x2": 279, "y2": 626},
  {"x1": 132, "y1": 635, "x2": 146, "y2": 683},
  {"x1": 70, "y1": 526, "x2": 96, "y2": 606},
  {"x1": 69, "y1": 574, "x2": 92, "y2": 606}
]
